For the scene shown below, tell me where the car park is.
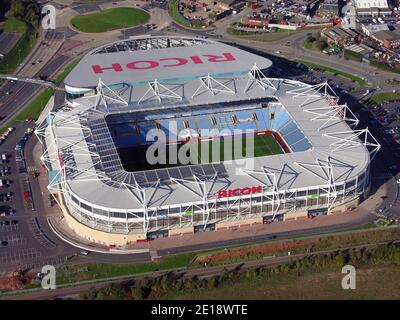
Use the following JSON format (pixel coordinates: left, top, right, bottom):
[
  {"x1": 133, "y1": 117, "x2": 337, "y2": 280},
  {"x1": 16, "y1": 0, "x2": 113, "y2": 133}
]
[{"x1": 0, "y1": 205, "x2": 15, "y2": 216}]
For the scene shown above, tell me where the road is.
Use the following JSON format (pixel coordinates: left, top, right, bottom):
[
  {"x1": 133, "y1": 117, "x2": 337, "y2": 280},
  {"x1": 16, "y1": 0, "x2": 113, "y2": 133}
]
[
  {"x1": 1, "y1": 239, "x2": 395, "y2": 300},
  {"x1": 0, "y1": 32, "x2": 68, "y2": 127},
  {"x1": 0, "y1": 32, "x2": 21, "y2": 56}
]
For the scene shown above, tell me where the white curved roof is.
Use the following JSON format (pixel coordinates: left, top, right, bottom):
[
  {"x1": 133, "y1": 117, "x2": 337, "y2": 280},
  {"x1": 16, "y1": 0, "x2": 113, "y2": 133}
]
[
  {"x1": 64, "y1": 36, "x2": 273, "y2": 89},
  {"x1": 45, "y1": 37, "x2": 374, "y2": 212}
]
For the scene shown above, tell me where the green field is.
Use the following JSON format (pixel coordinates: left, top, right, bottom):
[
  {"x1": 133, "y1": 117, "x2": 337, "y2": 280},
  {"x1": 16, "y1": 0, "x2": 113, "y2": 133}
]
[
  {"x1": 70, "y1": 7, "x2": 149, "y2": 33},
  {"x1": 370, "y1": 92, "x2": 400, "y2": 104},
  {"x1": 119, "y1": 132, "x2": 283, "y2": 171},
  {"x1": 370, "y1": 60, "x2": 400, "y2": 74},
  {"x1": 227, "y1": 27, "x2": 295, "y2": 42},
  {"x1": 2, "y1": 15, "x2": 27, "y2": 33},
  {"x1": 169, "y1": 0, "x2": 192, "y2": 28},
  {"x1": 297, "y1": 60, "x2": 367, "y2": 88},
  {"x1": 193, "y1": 133, "x2": 283, "y2": 163},
  {"x1": 161, "y1": 265, "x2": 400, "y2": 300}
]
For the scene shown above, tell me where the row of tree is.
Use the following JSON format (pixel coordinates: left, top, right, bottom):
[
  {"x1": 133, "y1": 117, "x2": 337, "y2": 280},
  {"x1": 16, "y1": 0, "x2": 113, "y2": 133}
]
[
  {"x1": 79, "y1": 243, "x2": 400, "y2": 300},
  {"x1": 8, "y1": 0, "x2": 40, "y2": 29}
]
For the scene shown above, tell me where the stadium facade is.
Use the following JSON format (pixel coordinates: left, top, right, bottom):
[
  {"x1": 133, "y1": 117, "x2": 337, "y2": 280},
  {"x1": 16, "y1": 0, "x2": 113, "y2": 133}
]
[{"x1": 36, "y1": 36, "x2": 380, "y2": 246}]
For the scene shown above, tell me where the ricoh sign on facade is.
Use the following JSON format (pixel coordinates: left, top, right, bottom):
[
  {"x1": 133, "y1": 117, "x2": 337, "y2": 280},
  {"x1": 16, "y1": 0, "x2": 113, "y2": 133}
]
[{"x1": 217, "y1": 185, "x2": 262, "y2": 199}]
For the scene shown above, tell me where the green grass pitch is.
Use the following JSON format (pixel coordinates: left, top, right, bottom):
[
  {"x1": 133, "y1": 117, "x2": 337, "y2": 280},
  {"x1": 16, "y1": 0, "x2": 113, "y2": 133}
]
[{"x1": 189, "y1": 133, "x2": 284, "y2": 164}]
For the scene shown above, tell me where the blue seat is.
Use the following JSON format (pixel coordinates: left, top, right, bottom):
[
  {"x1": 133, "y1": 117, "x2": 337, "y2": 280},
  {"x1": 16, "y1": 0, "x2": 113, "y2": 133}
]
[
  {"x1": 197, "y1": 116, "x2": 214, "y2": 130},
  {"x1": 284, "y1": 129, "x2": 305, "y2": 145},
  {"x1": 273, "y1": 112, "x2": 290, "y2": 130},
  {"x1": 291, "y1": 138, "x2": 312, "y2": 152},
  {"x1": 279, "y1": 121, "x2": 297, "y2": 137},
  {"x1": 237, "y1": 121, "x2": 257, "y2": 131},
  {"x1": 254, "y1": 109, "x2": 268, "y2": 129}
]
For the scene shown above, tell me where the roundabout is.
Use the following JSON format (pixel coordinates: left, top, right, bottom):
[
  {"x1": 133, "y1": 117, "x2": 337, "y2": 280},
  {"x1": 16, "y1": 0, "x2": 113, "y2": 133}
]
[{"x1": 70, "y1": 7, "x2": 150, "y2": 33}]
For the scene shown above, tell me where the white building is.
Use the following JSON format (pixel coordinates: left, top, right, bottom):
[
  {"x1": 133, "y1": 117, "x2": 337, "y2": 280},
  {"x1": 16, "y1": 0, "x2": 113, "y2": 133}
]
[{"x1": 352, "y1": 0, "x2": 389, "y2": 9}]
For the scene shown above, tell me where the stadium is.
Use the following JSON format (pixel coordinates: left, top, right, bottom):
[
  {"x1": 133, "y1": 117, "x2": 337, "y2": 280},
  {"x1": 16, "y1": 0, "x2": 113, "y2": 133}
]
[{"x1": 35, "y1": 36, "x2": 380, "y2": 246}]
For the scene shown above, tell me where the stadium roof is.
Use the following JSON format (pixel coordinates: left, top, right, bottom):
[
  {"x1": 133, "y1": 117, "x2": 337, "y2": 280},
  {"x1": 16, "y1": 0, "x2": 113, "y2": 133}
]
[
  {"x1": 42, "y1": 77, "x2": 375, "y2": 211},
  {"x1": 64, "y1": 36, "x2": 272, "y2": 89},
  {"x1": 39, "y1": 36, "x2": 378, "y2": 213}
]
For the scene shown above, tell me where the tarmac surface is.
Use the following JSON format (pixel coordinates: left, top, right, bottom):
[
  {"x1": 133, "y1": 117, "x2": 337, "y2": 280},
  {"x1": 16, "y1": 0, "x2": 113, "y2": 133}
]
[{"x1": 0, "y1": 32, "x2": 21, "y2": 56}]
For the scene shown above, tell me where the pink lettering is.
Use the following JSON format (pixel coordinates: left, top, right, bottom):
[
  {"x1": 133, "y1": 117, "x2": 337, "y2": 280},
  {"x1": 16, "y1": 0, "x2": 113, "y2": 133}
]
[
  {"x1": 190, "y1": 56, "x2": 203, "y2": 64},
  {"x1": 92, "y1": 63, "x2": 123, "y2": 74},
  {"x1": 126, "y1": 60, "x2": 159, "y2": 70},
  {"x1": 218, "y1": 190, "x2": 227, "y2": 198},
  {"x1": 160, "y1": 58, "x2": 188, "y2": 67},
  {"x1": 203, "y1": 52, "x2": 235, "y2": 63}
]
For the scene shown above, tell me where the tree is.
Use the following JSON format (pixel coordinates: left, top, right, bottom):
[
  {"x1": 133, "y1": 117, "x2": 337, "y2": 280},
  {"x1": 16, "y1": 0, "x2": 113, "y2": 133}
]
[
  {"x1": 160, "y1": 274, "x2": 172, "y2": 291},
  {"x1": 207, "y1": 276, "x2": 218, "y2": 289},
  {"x1": 335, "y1": 251, "x2": 345, "y2": 267},
  {"x1": 24, "y1": 3, "x2": 39, "y2": 29},
  {"x1": 79, "y1": 287, "x2": 97, "y2": 300},
  {"x1": 106, "y1": 283, "x2": 125, "y2": 300},
  {"x1": 131, "y1": 284, "x2": 145, "y2": 300},
  {"x1": 95, "y1": 288, "x2": 108, "y2": 300},
  {"x1": 316, "y1": 38, "x2": 328, "y2": 51},
  {"x1": 10, "y1": 0, "x2": 24, "y2": 18}
]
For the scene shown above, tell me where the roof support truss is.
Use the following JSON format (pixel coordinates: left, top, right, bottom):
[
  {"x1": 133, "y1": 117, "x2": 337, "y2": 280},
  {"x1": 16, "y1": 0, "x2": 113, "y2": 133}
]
[
  {"x1": 294, "y1": 157, "x2": 337, "y2": 212},
  {"x1": 303, "y1": 103, "x2": 359, "y2": 131},
  {"x1": 95, "y1": 78, "x2": 128, "y2": 110},
  {"x1": 287, "y1": 81, "x2": 339, "y2": 107},
  {"x1": 323, "y1": 128, "x2": 381, "y2": 160},
  {"x1": 244, "y1": 63, "x2": 276, "y2": 93},
  {"x1": 192, "y1": 73, "x2": 235, "y2": 99},
  {"x1": 137, "y1": 79, "x2": 182, "y2": 105}
]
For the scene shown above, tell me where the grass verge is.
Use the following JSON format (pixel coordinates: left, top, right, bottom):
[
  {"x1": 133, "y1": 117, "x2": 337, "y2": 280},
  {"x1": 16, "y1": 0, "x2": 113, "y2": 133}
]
[
  {"x1": 168, "y1": 0, "x2": 198, "y2": 28},
  {"x1": 2, "y1": 15, "x2": 27, "y2": 33},
  {"x1": 369, "y1": 92, "x2": 400, "y2": 104},
  {"x1": 56, "y1": 253, "x2": 196, "y2": 285},
  {"x1": 70, "y1": 7, "x2": 149, "y2": 33},
  {"x1": 52, "y1": 59, "x2": 80, "y2": 85},
  {"x1": 0, "y1": 59, "x2": 80, "y2": 134},
  {"x1": 297, "y1": 60, "x2": 367, "y2": 88},
  {"x1": 370, "y1": 61, "x2": 400, "y2": 74},
  {"x1": 0, "y1": 25, "x2": 36, "y2": 74},
  {"x1": 190, "y1": 226, "x2": 400, "y2": 267},
  {"x1": 227, "y1": 27, "x2": 295, "y2": 42}
]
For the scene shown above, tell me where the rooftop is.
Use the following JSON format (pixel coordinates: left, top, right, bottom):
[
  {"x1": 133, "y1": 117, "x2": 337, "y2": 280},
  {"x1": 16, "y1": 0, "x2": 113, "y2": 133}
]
[
  {"x1": 40, "y1": 36, "x2": 376, "y2": 213},
  {"x1": 64, "y1": 36, "x2": 272, "y2": 89}
]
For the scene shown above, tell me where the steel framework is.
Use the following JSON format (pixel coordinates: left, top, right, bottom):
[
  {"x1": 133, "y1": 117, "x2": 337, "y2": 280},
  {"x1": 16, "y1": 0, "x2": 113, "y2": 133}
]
[
  {"x1": 192, "y1": 74, "x2": 236, "y2": 99},
  {"x1": 35, "y1": 70, "x2": 379, "y2": 235}
]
